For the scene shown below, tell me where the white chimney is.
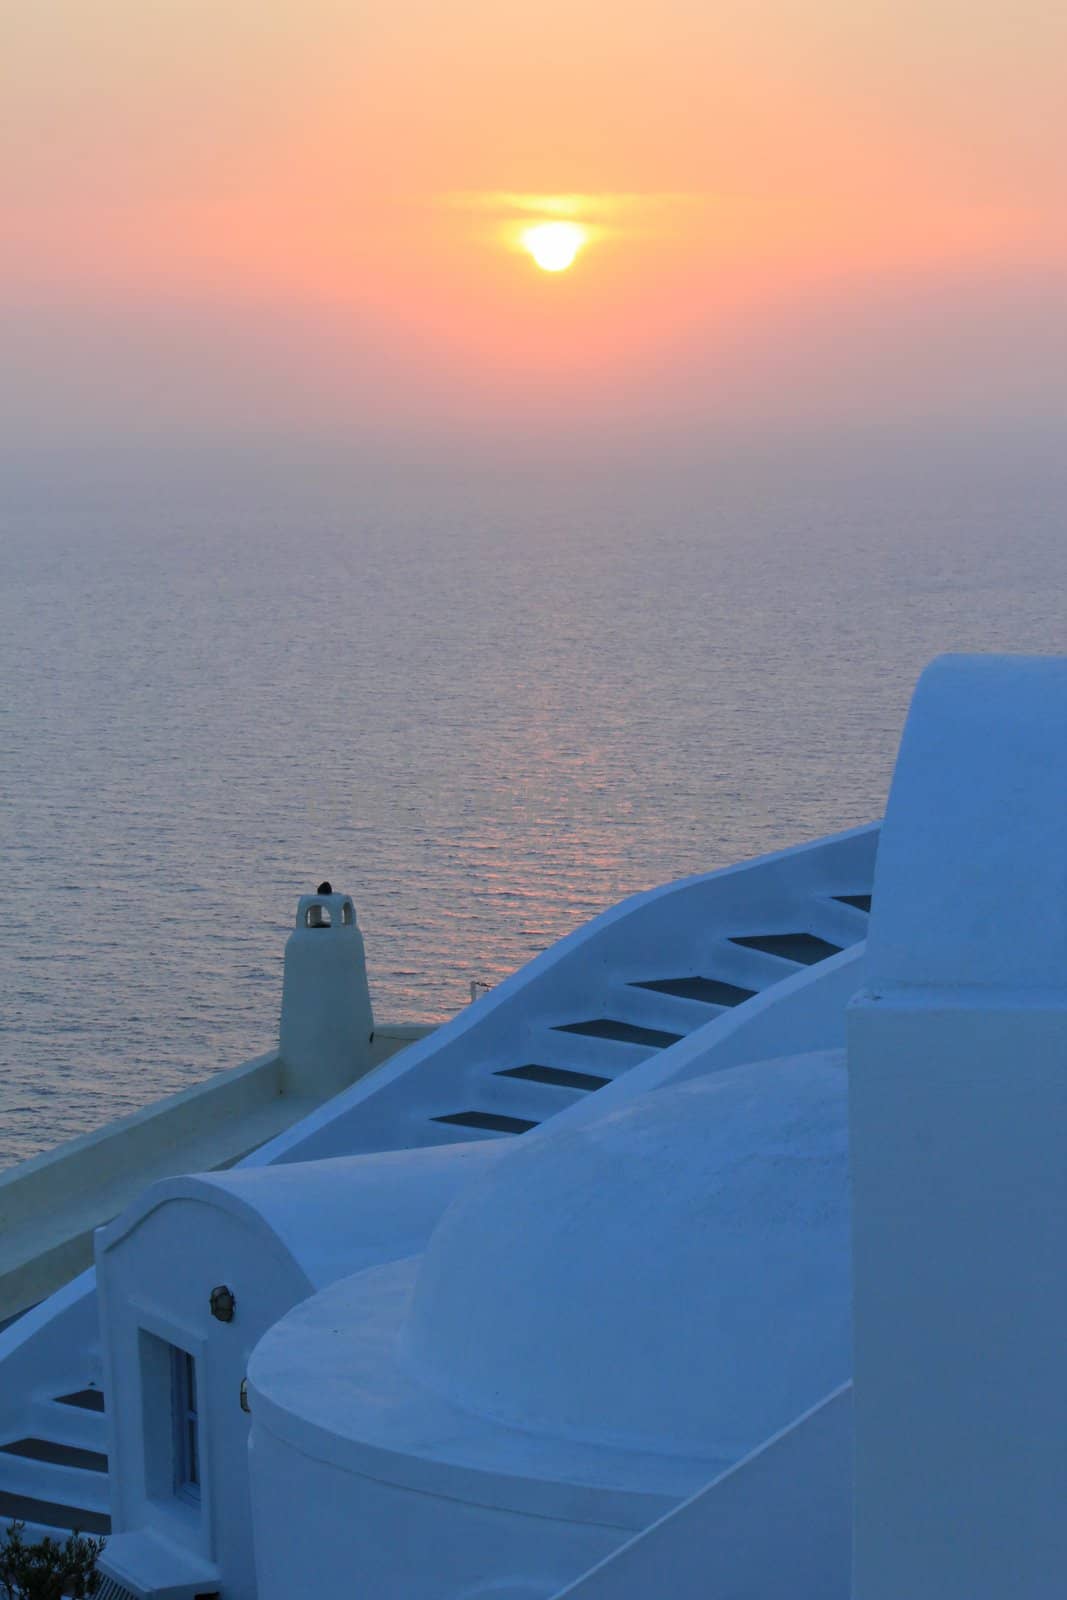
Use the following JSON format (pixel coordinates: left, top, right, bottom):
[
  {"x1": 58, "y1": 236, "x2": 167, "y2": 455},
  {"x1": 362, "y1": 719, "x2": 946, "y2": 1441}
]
[{"x1": 279, "y1": 890, "x2": 374, "y2": 1097}]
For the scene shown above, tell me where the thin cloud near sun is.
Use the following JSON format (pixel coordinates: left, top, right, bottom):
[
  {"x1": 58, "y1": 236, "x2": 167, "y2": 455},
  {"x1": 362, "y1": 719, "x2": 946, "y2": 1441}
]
[
  {"x1": 442, "y1": 190, "x2": 710, "y2": 229},
  {"x1": 439, "y1": 191, "x2": 713, "y2": 272}
]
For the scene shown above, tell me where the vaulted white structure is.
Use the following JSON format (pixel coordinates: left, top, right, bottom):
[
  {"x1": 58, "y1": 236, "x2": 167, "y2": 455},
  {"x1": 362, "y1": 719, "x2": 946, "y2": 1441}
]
[{"x1": 247, "y1": 1052, "x2": 851, "y2": 1599}]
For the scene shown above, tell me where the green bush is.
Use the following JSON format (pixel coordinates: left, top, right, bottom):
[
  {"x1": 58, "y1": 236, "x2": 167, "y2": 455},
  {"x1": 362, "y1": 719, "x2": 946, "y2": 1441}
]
[{"x1": 0, "y1": 1521, "x2": 106, "y2": 1600}]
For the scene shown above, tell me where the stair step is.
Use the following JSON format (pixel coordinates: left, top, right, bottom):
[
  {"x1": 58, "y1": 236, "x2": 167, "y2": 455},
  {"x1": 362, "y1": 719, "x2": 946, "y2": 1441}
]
[
  {"x1": 0, "y1": 1487, "x2": 110, "y2": 1535},
  {"x1": 431, "y1": 1110, "x2": 539, "y2": 1135},
  {"x1": 32, "y1": 1401, "x2": 109, "y2": 1455},
  {"x1": 496, "y1": 1064, "x2": 610, "y2": 1092},
  {"x1": 0, "y1": 1437, "x2": 108, "y2": 1473},
  {"x1": 521, "y1": 1027, "x2": 640, "y2": 1077},
  {"x1": 631, "y1": 976, "x2": 756, "y2": 1007},
  {"x1": 834, "y1": 893, "x2": 872, "y2": 913},
  {"x1": 0, "y1": 1447, "x2": 111, "y2": 1515},
  {"x1": 554, "y1": 1019, "x2": 683, "y2": 1049},
  {"x1": 728, "y1": 933, "x2": 842, "y2": 966},
  {"x1": 55, "y1": 1388, "x2": 106, "y2": 1413}
]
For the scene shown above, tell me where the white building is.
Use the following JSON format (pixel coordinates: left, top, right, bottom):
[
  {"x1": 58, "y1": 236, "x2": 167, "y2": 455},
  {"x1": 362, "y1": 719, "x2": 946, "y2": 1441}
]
[{"x1": 4, "y1": 653, "x2": 1064, "y2": 1599}]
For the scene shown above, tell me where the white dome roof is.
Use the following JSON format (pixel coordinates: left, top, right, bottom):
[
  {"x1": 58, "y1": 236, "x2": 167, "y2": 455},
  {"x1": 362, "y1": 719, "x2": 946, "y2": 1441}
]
[{"x1": 399, "y1": 1051, "x2": 851, "y2": 1462}]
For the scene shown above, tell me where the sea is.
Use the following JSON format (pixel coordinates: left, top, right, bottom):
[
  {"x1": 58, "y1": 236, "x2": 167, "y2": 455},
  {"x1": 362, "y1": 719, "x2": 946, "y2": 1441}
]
[{"x1": 2, "y1": 430, "x2": 1064, "y2": 1169}]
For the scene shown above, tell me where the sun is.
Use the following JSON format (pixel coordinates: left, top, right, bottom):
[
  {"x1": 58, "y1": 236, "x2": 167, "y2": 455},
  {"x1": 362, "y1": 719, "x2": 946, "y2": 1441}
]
[{"x1": 521, "y1": 221, "x2": 586, "y2": 272}]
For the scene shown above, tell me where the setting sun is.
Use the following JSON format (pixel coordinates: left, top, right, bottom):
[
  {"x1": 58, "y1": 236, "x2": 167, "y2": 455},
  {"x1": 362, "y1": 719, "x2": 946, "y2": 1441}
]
[{"x1": 521, "y1": 222, "x2": 586, "y2": 272}]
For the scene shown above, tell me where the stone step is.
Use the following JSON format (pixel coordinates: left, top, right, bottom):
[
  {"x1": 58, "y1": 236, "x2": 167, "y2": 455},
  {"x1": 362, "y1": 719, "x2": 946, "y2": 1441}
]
[
  {"x1": 728, "y1": 933, "x2": 842, "y2": 966},
  {"x1": 522, "y1": 1025, "x2": 655, "y2": 1076},
  {"x1": 0, "y1": 1445, "x2": 110, "y2": 1514},
  {"x1": 630, "y1": 975, "x2": 757, "y2": 1007},
  {"x1": 495, "y1": 1063, "x2": 610, "y2": 1092},
  {"x1": 430, "y1": 1110, "x2": 539, "y2": 1136},
  {"x1": 0, "y1": 1436, "x2": 107, "y2": 1473},
  {"x1": 29, "y1": 1399, "x2": 109, "y2": 1454},
  {"x1": 55, "y1": 1388, "x2": 106, "y2": 1414},
  {"x1": 0, "y1": 1486, "x2": 110, "y2": 1535},
  {"x1": 554, "y1": 1018, "x2": 684, "y2": 1050}
]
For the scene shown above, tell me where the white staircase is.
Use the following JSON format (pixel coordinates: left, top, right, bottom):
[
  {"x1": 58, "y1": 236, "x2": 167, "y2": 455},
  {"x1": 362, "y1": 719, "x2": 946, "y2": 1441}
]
[{"x1": 0, "y1": 1384, "x2": 110, "y2": 1540}]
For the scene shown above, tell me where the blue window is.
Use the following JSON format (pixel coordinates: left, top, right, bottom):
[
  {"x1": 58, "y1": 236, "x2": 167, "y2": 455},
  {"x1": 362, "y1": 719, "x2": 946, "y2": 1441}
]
[{"x1": 171, "y1": 1347, "x2": 200, "y2": 1500}]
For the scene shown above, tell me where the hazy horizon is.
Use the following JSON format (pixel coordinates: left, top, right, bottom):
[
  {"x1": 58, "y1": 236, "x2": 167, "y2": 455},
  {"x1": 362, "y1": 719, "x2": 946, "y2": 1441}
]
[{"x1": 4, "y1": 3, "x2": 1065, "y2": 458}]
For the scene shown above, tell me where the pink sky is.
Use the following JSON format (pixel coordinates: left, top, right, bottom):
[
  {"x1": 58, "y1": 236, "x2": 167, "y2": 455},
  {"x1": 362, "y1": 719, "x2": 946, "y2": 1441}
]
[{"x1": 3, "y1": 2, "x2": 1065, "y2": 453}]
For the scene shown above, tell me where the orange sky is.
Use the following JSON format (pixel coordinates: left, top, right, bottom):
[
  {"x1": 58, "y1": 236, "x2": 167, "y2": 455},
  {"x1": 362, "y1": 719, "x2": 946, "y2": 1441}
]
[{"x1": 3, "y1": 1, "x2": 1065, "y2": 450}]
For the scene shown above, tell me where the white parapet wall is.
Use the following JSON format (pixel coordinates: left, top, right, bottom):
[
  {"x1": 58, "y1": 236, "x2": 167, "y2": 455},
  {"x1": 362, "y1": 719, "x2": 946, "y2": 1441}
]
[
  {"x1": 0, "y1": 1028, "x2": 429, "y2": 1325},
  {"x1": 0, "y1": 1051, "x2": 286, "y2": 1325},
  {"x1": 849, "y1": 654, "x2": 1067, "y2": 1600},
  {"x1": 0, "y1": 884, "x2": 428, "y2": 1322}
]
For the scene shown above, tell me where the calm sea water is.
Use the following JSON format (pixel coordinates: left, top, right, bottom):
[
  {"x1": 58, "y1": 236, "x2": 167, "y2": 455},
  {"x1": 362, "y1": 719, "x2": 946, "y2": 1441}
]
[{"x1": 1, "y1": 435, "x2": 1064, "y2": 1168}]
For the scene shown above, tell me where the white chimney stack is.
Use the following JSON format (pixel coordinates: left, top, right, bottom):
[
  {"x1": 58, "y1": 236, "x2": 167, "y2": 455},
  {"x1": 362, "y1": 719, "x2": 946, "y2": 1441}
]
[
  {"x1": 279, "y1": 890, "x2": 374, "y2": 1097},
  {"x1": 848, "y1": 654, "x2": 1067, "y2": 1599}
]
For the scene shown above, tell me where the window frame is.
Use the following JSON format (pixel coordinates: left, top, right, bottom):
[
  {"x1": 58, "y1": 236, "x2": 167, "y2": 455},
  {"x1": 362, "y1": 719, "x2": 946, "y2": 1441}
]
[{"x1": 170, "y1": 1344, "x2": 201, "y2": 1503}]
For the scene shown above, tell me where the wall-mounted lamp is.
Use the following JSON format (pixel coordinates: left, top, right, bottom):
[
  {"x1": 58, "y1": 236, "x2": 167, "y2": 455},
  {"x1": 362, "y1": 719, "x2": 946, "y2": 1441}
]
[{"x1": 210, "y1": 1284, "x2": 236, "y2": 1323}]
